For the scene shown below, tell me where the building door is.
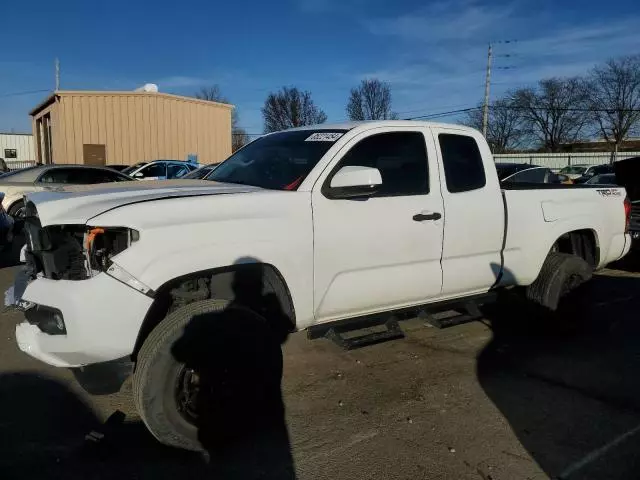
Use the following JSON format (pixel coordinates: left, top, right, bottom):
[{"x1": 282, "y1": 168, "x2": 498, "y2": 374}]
[{"x1": 83, "y1": 144, "x2": 106, "y2": 166}]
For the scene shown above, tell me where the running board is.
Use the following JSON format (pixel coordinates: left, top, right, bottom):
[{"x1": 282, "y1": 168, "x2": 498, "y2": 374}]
[
  {"x1": 324, "y1": 317, "x2": 405, "y2": 350},
  {"x1": 308, "y1": 314, "x2": 405, "y2": 350},
  {"x1": 308, "y1": 293, "x2": 496, "y2": 350},
  {"x1": 419, "y1": 300, "x2": 484, "y2": 329}
]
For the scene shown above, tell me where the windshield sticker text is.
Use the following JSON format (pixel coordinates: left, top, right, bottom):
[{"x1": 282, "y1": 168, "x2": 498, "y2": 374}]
[{"x1": 305, "y1": 132, "x2": 344, "y2": 142}]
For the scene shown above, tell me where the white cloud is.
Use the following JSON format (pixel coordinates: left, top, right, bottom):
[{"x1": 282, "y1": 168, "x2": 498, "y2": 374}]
[
  {"x1": 365, "y1": 0, "x2": 515, "y2": 43},
  {"x1": 356, "y1": 4, "x2": 640, "y2": 118}
]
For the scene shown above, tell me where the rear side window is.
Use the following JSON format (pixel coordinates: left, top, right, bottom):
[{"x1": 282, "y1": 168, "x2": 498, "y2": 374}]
[
  {"x1": 70, "y1": 169, "x2": 130, "y2": 184},
  {"x1": 439, "y1": 134, "x2": 486, "y2": 193},
  {"x1": 335, "y1": 132, "x2": 429, "y2": 196},
  {"x1": 505, "y1": 168, "x2": 548, "y2": 184},
  {"x1": 38, "y1": 168, "x2": 73, "y2": 184}
]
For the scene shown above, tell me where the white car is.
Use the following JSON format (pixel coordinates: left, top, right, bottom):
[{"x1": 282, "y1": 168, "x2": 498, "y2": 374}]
[
  {"x1": 558, "y1": 164, "x2": 612, "y2": 181},
  {"x1": 0, "y1": 165, "x2": 132, "y2": 219},
  {"x1": 122, "y1": 160, "x2": 199, "y2": 180},
  {"x1": 7, "y1": 121, "x2": 632, "y2": 450}
]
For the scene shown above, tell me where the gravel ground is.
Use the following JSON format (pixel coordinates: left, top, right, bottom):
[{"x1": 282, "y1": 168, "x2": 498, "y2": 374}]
[{"x1": 1, "y1": 240, "x2": 640, "y2": 480}]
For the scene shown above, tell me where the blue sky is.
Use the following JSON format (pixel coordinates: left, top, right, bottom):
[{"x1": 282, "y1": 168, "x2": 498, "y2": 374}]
[{"x1": 2, "y1": 0, "x2": 639, "y2": 135}]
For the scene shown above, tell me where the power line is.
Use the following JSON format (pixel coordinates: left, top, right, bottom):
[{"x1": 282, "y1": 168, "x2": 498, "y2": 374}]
[
  {"x1": 0, "y1": 89, "x2": 51, "y2": 99},
  {"x1": 405, "y1": 107, "x2": 480, "y2": 120}
]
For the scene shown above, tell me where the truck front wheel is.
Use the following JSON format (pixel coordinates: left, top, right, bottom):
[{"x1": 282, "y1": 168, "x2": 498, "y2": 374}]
[
  {"x1": 525, "y1": 252, "x2": 592, "y2": 313},
  {"x1": 132, "y1": 299, "x2": 277, "y2": 451}
]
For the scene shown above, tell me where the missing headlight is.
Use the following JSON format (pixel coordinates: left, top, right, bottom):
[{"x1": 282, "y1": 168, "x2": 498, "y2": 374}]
[{"x1": 84, "y1": 227, "x2": 139, "y2": 274}]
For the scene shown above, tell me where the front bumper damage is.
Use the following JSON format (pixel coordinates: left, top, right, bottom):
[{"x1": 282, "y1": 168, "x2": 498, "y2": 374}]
[{"x1": 6, "y1": 271, "x2": 153, "y2": 368}]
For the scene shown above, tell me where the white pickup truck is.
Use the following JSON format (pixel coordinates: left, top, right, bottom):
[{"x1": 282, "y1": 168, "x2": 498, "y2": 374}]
[{"x1": 7, "y1": 121, "x2": 632, "y2": 450}]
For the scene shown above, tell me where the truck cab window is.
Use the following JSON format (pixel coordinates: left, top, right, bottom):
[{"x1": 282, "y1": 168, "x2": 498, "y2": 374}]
[
  {"x1": 505, "y1": 167, "x2": 548, "y2": 184},
  {"x1": 336, "y1": 132, "x2": 429, "y2": 196},
  {"x1": 439, "y1": 134, "x2": 486, "y2": 193}
]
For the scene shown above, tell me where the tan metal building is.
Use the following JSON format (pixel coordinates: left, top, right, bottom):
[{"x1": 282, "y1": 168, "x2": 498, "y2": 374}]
[{"x1": 30, "y1": 90, "x2": 233, "y2": 166}]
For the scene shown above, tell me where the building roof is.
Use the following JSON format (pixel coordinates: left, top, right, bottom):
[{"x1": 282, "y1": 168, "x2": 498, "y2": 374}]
[{"x1": 30, "y1": 90, "x2": 234, "y2": 116}]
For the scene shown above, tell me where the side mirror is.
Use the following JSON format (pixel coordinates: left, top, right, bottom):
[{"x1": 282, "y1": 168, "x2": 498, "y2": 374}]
[
  {"x1": 326, "y1": 166, "x2": 382, "y2": 199},
  {"x1": 132, "y1": 172, "x2": 144, "y2": 179}
]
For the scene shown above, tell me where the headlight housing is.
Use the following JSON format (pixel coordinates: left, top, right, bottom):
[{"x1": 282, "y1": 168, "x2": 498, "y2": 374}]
[{"x1": 84, "y1": 226, "x2": 139, "y2": 274}]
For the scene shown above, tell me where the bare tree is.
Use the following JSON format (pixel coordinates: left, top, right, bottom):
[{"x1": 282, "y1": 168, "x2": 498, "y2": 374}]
[
  {"x1": 194, "y1": 86, "x2": 226, "y2": 103},
  {"x1": 346, "y1": 79, "x2": 396, "y2": 120},
  {"x1": 463, "y1": 97, "x2": 526, "y2": 153},
  {"x1": 511, "y1": 78, "x2": 588, "y2": 152},
  {"x1": 194, "y1": 85, "x2": 248, "y2": 150},
  {"x1": 232, "y1": 128, "x2": 251, "y2": 152},
  {"x1": 262, "y1": 87, "x2": 327, "y2": 133},
  {"x1": 585, "y1": 55, "x2": 640, "y2": 158}
]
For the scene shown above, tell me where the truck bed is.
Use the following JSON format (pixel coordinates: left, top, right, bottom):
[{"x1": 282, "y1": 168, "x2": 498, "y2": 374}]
[
  {"x1": 502, "y1": 183, "x2": 617, "y2": 190},
  {"x1": 499, "y1": 185, "x2": 628, "y2": 286}
]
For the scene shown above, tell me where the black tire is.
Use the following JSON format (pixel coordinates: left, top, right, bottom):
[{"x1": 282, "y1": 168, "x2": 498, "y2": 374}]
[
  {"x1": 526, "y1": 252, "x2": 592, "y2": 312},
  {"x1": 132, "y1": 299, "x2": 275, "y2": 451},
  {"x1": 8, "y1": 200, "x2": 25, "y2": 219}
]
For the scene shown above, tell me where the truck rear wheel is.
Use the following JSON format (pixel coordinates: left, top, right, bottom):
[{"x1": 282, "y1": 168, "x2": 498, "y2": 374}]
[
  {"x1": 132, "y1": 299, "x2": 269, "y2": 451},
  {"x1": 526, "y1": 252, "x2": 592, "y2": 313}
]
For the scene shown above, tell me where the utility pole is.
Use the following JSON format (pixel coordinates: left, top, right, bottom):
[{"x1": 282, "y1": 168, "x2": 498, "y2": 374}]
[
  {"x1": 55, "y1": 58, "x2": 60, "y2": 91},
  {"x1": 482, "y1": 43, "x2": 492, "y2": 138}
]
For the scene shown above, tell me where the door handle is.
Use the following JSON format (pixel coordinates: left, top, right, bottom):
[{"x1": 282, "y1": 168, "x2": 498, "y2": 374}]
[{"x1": 413, "y1": 212, "x2": 442, "y2": 221}]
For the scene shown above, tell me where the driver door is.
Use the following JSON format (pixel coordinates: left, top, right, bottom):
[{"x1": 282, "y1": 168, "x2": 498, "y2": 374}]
[{"x1": 311, "y1": 127, "x2": 444, "y2": 323}]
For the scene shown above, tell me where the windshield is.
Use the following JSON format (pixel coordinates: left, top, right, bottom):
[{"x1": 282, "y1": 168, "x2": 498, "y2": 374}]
[
  {"x1": 559, "y1": 166, "x2": 587, "y2": 175},
  {"x1": 183, "y1": 164, "x2": 219, "y2": 179},
  {"x1": 122, "y1": 162, "x2": 148, "y2": 174},
  {"x1": 208, "y1": 129, "x2": 348, "y2": 190},
  {"x1": 586, "y1": 173, "x2": 617, "y2": 185}
]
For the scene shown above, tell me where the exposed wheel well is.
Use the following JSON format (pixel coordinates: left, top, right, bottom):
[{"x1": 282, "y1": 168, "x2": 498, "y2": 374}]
[
  {"x1": 551, "y1": 229, "x2": 599, "y2": 268},
  {"x1": 131, "y1": 262, "x2": 296, "y2": 360},
  {"x1": 7, "y1": 199, "x2": 24, "y2": 216}
]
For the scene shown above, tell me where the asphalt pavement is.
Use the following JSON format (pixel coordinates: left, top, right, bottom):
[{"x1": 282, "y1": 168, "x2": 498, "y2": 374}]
[{"x1": 1, "y1": 240, "x2": 640, "y2": 480}]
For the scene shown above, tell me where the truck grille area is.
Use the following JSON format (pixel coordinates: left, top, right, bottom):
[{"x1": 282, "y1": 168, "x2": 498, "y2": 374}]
[{"x1": 24, "y1": 204, "x2": 88, "y2": 281}]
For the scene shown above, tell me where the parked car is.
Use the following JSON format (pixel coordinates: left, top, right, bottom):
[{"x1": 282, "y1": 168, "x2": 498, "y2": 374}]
[
  {"x1": 585, "y1": 173, "x2": 618, "y2": 185},
  {"x1": 559, "y1": 164, "x2": 613, "y2": 181},
  {"x1": 0, "y1": 193, "x2": 14, "y2": 250},
  {"x1": 6, "y1": 121, "x2": 631, "y2": 451},
  {"x1": 106, "y1": 165, "x2": 131, "y2": 172},
  {"x1": 573, "y1": 164, "x2": 614, "y2": 184},
  {"x1": 182, "y1": 163, "x2": 220, "y2": 179},
  {"x1": 0, "y1": 165, "x2": 133, "y2": 219},
  {"x1": 125, "y1": 160, "x2": 199, "y2": 180},
  {"x1": 495, "y1": 163, "x2": 562, "y2": 184},
  {"x1": 614, "y1": 156, "x2": 640, "y2": 246},
  {"x1": 121, "y1": 162, "x2": 148, "y2": 175}
]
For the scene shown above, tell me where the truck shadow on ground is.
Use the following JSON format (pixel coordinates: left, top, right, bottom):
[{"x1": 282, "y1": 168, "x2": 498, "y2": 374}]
[{"x1": 478, "y1": 271, "x2": 640, "y2": 479}]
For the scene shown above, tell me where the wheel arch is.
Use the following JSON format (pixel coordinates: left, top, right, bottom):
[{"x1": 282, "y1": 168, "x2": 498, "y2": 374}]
[
  {"x1": 550, "y1": 228, "x2": 599, "y2": 268},
  {"x1": 131, "y1": 261, "x2": 296, "y2": 361}
]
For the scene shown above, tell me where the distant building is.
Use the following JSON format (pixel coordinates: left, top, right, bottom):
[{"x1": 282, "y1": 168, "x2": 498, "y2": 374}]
[
  {"x1": 0, "y1": 132, "x2": 35, "y2": 163},
  {"x1": 30, "y1": 89, "x2": 233, "y2": 166}
]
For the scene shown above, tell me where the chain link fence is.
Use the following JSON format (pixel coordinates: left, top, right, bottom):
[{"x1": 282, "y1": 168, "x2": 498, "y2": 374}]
[{"x1": 494, "y1": 152, "x2": 640, "y2": 170}]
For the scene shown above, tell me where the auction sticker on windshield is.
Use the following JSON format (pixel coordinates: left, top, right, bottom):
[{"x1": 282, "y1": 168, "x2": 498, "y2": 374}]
[{"x1": 305, "y1": 132, "x2": 344, "y2": 142}]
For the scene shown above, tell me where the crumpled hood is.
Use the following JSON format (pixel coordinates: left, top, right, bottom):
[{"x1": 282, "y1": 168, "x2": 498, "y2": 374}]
[{"x1": 26, "y1": 179, "x2": 262, "y2": 226}]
